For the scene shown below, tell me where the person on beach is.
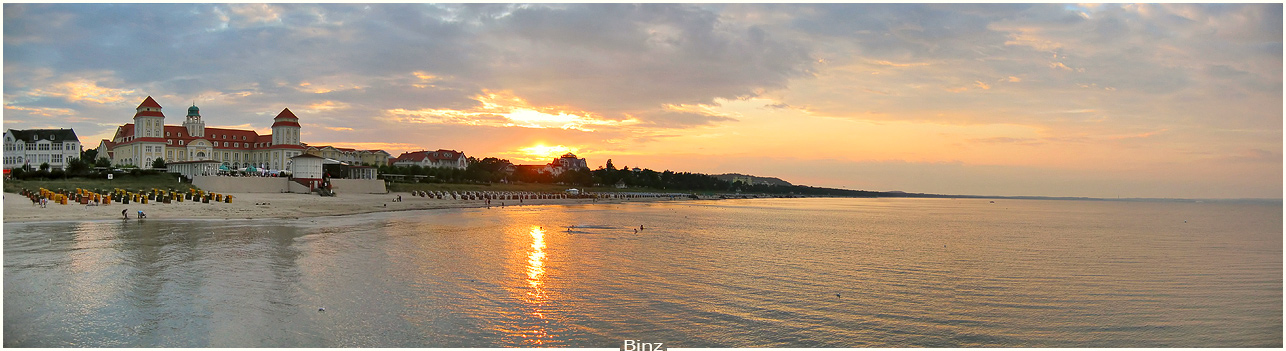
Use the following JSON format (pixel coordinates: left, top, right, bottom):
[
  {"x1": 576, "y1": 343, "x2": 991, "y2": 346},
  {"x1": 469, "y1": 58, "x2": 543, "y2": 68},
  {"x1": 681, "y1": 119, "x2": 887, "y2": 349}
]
[
  {"x1": 122, "y1": 209, "x2": 129, "y2": 219},
  {"x1": 137, "y1": 210, "x2": 146, "y2": 219}
]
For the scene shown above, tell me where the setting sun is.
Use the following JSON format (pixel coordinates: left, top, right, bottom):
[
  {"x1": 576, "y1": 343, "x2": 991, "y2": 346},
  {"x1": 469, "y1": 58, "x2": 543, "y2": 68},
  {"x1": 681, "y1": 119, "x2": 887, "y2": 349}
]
[{"x1": 513, "y1": 144, "x2": 579, "y2": 163}]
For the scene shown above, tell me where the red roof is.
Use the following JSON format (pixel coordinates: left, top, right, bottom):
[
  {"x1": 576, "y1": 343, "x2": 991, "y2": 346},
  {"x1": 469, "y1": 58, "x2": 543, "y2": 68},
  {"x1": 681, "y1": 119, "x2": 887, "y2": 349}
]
[
  {"x1": 271, "y1": 120, "x2": 301, "y2": 128},
  {"x1": 275, "y1": 108, "x2": 298, "y2": 120},
  {"x1": 134, "y1": 110, "x2": 165, "y2": 118},
  {"x1": 114, "y1": 124, "x2": 134, "y2": 141},
  {"x1": 137, "y1": 96, "x2": 162, "y2": 109},
  {"x1": 271, "y1": 108, "x2": 301, "y2": 128}
]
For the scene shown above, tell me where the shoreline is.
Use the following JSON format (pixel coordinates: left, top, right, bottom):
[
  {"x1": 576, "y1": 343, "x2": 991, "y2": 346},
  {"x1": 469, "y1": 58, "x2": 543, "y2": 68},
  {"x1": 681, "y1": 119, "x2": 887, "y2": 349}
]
[{"x1": 2, "y1": 191, "x2": 681, "y2": 224}]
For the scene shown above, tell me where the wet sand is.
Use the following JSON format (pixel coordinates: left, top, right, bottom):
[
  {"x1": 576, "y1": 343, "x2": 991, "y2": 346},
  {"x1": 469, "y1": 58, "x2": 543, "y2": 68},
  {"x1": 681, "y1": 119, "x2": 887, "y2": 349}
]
[{"x1": 3, "y1": 191, "x2": 667, "y2": 223}]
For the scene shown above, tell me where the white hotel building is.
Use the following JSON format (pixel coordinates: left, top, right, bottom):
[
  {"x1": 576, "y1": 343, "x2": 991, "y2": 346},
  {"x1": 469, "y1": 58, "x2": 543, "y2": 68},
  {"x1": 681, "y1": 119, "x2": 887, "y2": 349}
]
[
  {"x1": 98, "y1": 96, "x2": 306, "y2": 171},
  {"x1": 3, "y1": 129, "x2": 82, "y2": 171}
]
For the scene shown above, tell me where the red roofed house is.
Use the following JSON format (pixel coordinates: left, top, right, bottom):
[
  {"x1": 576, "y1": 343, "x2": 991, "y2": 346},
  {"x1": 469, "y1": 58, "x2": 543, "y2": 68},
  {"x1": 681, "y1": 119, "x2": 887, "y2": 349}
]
[
  {"x1": 392, "y1": 149, "x2": 468, "y2": 169},
  {"x1": 100, "y1": 96, "x2": 306, "y2": 171}
]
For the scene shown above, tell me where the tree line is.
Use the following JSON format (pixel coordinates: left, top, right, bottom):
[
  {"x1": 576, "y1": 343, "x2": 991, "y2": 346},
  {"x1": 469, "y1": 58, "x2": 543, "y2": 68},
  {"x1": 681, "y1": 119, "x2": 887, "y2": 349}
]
[{"x1": 380, "y1": 157, "x2": 880, "y2": 196}]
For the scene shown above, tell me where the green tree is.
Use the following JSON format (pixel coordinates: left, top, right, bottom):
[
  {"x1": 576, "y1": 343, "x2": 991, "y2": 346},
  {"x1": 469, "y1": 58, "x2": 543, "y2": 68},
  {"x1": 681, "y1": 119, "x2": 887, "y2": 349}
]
[
  {"x1": 465, "y1": 157, "x2": 512, "y2": 183},
  {"x1": 605, "y1": 159, "x2": 615, "y2": 171},
  {"x1": 95, "y1": 157, "x2": 111, "y2": 168},
  {"x1": 65, "y1": 157, "x2": 89, "y2": 176},
  {"x1": 39, "y1": 162, "x2": 49, "y2": 172},
  {"x1": 152, "y1": 158, "x2": 166, "y2": 169},
  {"x1": 81, "y1": 149, "x2": 98, "y2": 162}
]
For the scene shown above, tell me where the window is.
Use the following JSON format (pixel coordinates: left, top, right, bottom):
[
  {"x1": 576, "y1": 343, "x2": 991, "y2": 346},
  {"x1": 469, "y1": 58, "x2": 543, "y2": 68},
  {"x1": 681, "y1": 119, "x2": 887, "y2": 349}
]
[
  {"x1": 166, "y1": 132, "x2": 170, "y2": 137},
  {"x1": 235, "y1": 142, "x2": 240, "y2": 148},
  {"x1": 223, "y1": 142, "x2": 228, "y2": 147},
  {"x1": 179, "y1": 140, "x2": 184, "y2": 146}
]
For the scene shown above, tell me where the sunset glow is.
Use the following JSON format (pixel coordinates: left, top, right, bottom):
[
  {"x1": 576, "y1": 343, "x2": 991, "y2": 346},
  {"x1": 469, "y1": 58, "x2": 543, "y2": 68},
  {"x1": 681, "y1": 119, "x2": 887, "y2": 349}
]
[
  {"x1": 512, "y1": 144, "x2": 580, "y2": 163},
  {"x1": 4, "y1": 4, "x2": 1280, "y2": 198}
]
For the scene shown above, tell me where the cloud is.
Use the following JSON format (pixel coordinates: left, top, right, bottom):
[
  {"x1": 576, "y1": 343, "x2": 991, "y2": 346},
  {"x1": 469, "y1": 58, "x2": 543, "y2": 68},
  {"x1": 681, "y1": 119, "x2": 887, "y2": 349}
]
[
  {"x1": 2, "y1": 4, "x2": 1279, "y2": 199},
  {"x1": 4, "y1": 104, "x2": 76, "y2": 117}
]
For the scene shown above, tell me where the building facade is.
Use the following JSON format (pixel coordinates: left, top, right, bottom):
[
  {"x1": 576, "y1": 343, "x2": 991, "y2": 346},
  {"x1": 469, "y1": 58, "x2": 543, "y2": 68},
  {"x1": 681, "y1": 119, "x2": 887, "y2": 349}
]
[
  {"x1": 100, "y1": 96, "x2": 306, "y2": 171},
  {"x1": 165, "y1": 160, "x2": 222, "y2": 178},
  {"x1": 3, "y1": 129, "x2": 82, "y2": 171},
  {"x1": 544, "y1": 152, "x2": 588, "y2": 176},
  {"x1": 303, "y1": 145, "x2": 392, "y2": 166},
  {"x1": 392, "y1": 149, "x2": 468, "y2": 169}
]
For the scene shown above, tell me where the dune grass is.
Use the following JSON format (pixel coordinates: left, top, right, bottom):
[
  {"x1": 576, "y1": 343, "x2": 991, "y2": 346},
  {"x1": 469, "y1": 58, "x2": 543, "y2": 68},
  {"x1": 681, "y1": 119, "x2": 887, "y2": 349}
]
[{"x1": 4, "y1": 173, "x2": 199, "y2": 194}]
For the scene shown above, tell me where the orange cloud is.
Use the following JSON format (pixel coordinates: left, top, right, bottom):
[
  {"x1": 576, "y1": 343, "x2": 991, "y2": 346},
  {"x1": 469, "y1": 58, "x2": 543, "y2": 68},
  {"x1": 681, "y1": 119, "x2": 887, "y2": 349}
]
[
  {"x1": 384, "y1": 90, "x2": 638, "y2": 131},
  {"x1": 869, "y1": 60, "x2": 932, "y2": 67},
  {"x1": 24, "y1": 79, "x2": 137, "y2": 104},
  {"x1": 305, "y1": 100, "x2": 349, "y2": 111},
  {"x1": 5, "y1": 104, "x2": 76, "y2": 117}
]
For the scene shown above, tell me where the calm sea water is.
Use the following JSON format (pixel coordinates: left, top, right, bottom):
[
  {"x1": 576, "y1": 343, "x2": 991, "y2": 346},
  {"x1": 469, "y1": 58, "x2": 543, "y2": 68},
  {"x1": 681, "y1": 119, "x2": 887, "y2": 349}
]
[{"x1": 4, "y1": 198, "x2": 1281, "y2": 347}]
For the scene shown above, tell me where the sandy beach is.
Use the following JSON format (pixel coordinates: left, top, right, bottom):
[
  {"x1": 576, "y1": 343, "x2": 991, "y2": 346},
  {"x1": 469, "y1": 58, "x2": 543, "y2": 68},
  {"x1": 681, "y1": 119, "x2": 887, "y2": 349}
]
[{"x1": 3, "y1": 191, "x2": 668, "y2": 223}]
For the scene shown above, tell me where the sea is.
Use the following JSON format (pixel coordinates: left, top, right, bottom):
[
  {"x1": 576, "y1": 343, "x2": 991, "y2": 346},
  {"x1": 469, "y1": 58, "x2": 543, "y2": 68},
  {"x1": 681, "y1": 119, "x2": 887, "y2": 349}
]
[{"x1": 3, "y1": 197, "x2": 1281, "y2": 347}]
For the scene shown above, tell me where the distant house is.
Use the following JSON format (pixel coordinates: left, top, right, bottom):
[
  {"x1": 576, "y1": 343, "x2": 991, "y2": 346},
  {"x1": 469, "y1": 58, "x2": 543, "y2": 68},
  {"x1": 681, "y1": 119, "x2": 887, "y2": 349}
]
[
  {"x1": 3, "y1": 128, "x2": 81, "y2": 171},
  {"x1": 95, "y1": 139, "x2": 115, "y2": 163},
  {"x1": 553, "y1": 153, "x2": 587, "y2": 172},
  {"x1": 392, "y1": 149, "x2": 468, "y2": 169},
  {"x1": 548, "y1": 153, "x2": 589, "y2": 176},
  {"x1": 515, "y1": 152, "x2": 589, "y2": 177}
]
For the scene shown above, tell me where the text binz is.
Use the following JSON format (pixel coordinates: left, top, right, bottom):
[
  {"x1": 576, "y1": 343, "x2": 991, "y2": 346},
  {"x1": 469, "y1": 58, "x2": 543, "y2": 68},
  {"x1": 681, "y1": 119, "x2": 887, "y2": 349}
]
[{"x1": 623, "y1": 339, "x2": 665, "y2": 351}]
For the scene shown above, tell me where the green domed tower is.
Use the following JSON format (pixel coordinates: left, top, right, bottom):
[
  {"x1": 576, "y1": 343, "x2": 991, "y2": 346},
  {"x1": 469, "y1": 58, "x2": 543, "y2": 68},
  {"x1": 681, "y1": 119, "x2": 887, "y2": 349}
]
[{"x1": 183, "y1": 102, "x2": 205, "y2": 137}]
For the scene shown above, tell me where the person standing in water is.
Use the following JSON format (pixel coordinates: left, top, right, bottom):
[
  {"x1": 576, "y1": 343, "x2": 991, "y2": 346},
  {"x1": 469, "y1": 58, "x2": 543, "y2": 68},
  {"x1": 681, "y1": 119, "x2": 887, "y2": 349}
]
[{"x1": 122, "y1": 209, "x2": 129, "y2": 219}]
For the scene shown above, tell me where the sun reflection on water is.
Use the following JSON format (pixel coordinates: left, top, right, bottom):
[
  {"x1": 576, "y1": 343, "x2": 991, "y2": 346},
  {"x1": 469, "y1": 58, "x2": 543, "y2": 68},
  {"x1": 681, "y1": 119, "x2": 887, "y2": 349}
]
[
  {"x1": 519, "y1": 226, "x2": 551, "y2": 345},
  {"x1": 527, "y1": 226, "x2": 546, "y2": 290}
]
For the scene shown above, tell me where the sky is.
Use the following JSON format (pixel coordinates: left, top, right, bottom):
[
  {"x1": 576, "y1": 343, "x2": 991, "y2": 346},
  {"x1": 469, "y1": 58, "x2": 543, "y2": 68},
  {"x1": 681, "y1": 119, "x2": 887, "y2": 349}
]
[{"x1": 3, "y1": 3, "x2": 1282, "y2": 199}]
